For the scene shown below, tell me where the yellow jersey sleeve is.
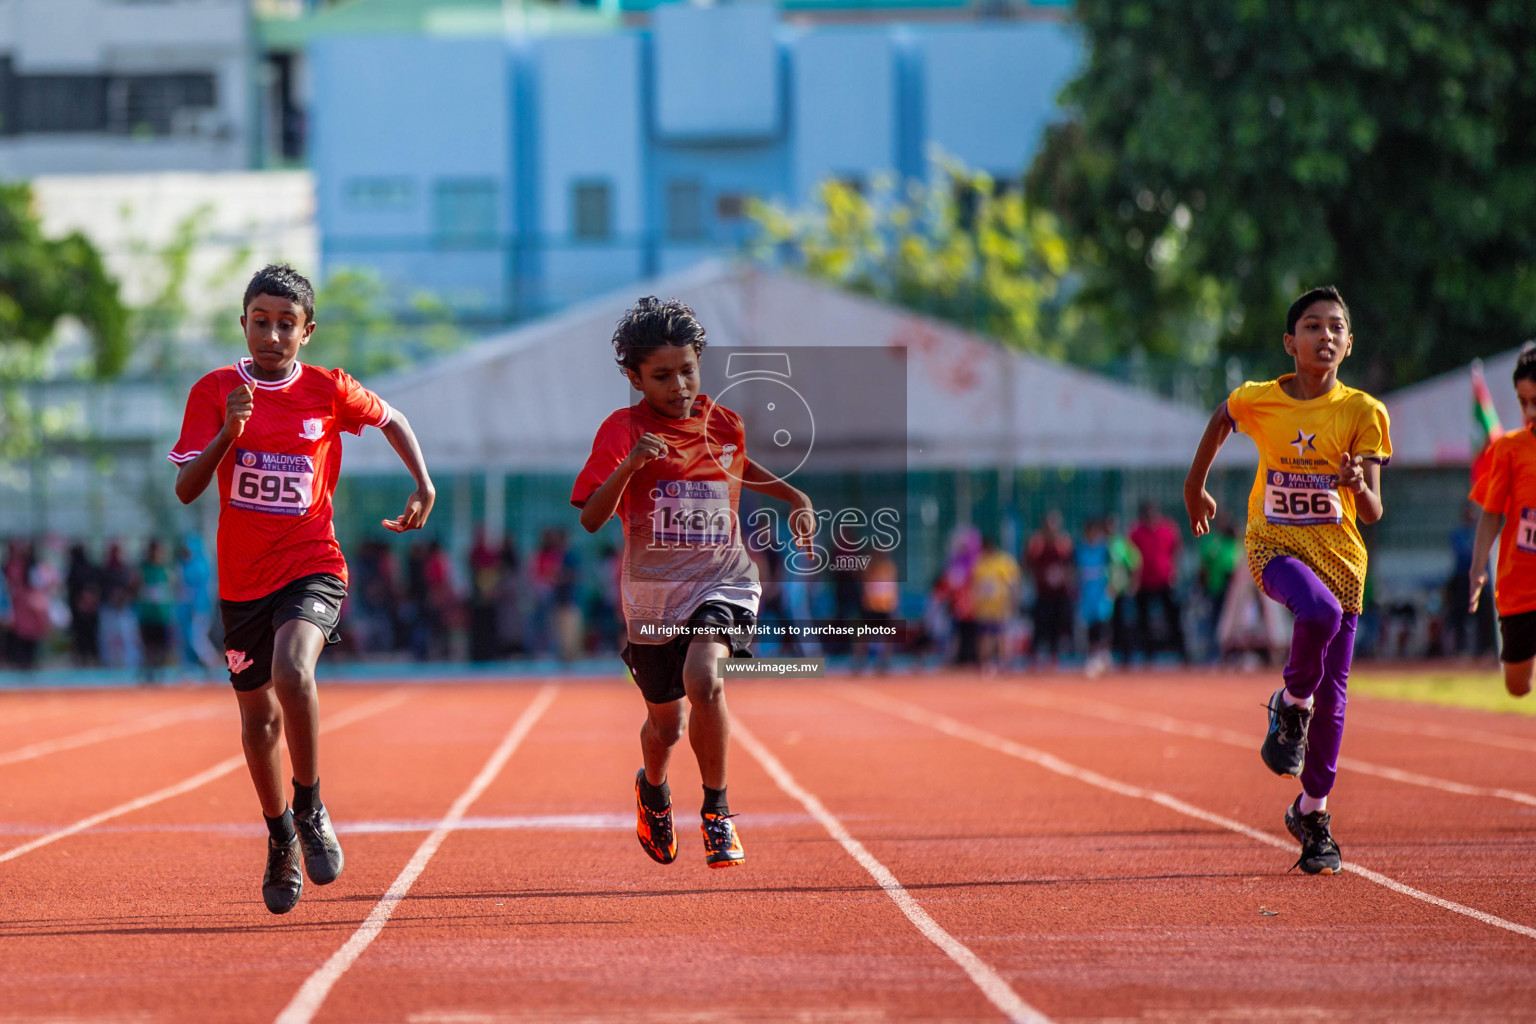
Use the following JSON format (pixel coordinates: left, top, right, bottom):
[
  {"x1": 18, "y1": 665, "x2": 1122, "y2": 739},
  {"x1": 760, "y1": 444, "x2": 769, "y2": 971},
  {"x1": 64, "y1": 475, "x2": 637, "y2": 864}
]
[
  {"x1": 1349, "y1": 395, "x2": 1392, "y2": 466},
  {"x1": 1226, "y1": 381, "x2": 1268, "y2": 435}
]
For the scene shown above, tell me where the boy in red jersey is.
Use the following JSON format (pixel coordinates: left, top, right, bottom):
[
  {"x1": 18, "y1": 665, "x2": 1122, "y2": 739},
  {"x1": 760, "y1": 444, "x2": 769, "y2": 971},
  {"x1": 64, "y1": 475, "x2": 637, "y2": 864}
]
[
  {"x1": 1470, "y1": 342, "x2": 1536, "y2": 698},
  {"x1": 573, "y1": 297, "x2": 813, "y2": 869},
  {"x1": 169, "y1": 265, "x2": 434, "y2": 913}
]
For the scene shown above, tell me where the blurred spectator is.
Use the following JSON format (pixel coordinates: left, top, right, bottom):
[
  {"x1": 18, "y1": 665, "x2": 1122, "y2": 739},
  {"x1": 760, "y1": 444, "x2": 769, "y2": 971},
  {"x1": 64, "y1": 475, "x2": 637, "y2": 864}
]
[
  {"x1": 1076, "y1": 518, "x2": 1113, "y2": 677},
  {"x1": 855, "y1": 548, "x2": 900, "y2": 673},
  {"x1": 1196, "y1": 514, "x2": 1241, "y2": 661},
  {"x1": 1130, "y1": 502, "x2": 1187, "y2": 662},
  {"x1": 1444, "y1": 503, "x2": 1495, "y2": 657},
  {"x1": 532, "y1": 529, "x2": 582, "y2": 661},
  {"x1": 99, "y1": 541, "x2": 141, "y2": 670},
  {"x1": 468, "y1": 529, "x2": 502, "y2": 662},
  {"x1": 1105, "y1": 514, "x2": 1141, "y2": 665},
  {"x1": 939, "y1": 526, "x2": 981, "y2": 665},
  {"x1": 65, "y1": 543, "x2": 102, "y2": 666},
  {"x1": 3, "y1": 541, "x2": 49, "y2": 669},
  {"x1": 175, "y1": 534, "x2": 219, "y2": 672},
  {"x1": 494, "y1": 536, "x2": 525, "y2": 656},
  {"x1": 971, "y1": 536, "x2": 1021, "y2": 672},
  {"x1": 137, "y1": 539, "x2": 174, "y2": 682},
  {"x1": 1025, "y1": 510, "x2": 1075, "y2": 664}
]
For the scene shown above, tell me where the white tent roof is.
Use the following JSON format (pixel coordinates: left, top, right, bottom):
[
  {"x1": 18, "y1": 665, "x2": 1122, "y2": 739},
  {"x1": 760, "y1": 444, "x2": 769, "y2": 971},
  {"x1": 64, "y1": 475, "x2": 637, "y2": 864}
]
[
  {"x1": 343, "y1": 261, "x2": 1237, "y2": 474},
  {"x1": 1381, "y1": 346, "x2": 1527, "y2": 467}
]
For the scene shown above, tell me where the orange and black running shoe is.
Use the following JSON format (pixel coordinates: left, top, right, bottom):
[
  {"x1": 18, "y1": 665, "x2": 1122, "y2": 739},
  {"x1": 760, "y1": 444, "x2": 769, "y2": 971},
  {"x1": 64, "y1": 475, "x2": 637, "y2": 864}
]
[
  {"x1": 635, "y1": 769, "x2": 677, "y2": 865},
  {"x1": 701, "y1": 811, "x2": 745, "y2": 868}
]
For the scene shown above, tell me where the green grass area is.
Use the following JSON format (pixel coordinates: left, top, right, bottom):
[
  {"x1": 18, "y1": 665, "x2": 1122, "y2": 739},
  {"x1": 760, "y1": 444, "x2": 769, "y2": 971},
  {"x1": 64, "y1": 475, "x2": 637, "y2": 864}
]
[{"x1": 1352, "y1": 671, "x2": 1536, "y2": 716}]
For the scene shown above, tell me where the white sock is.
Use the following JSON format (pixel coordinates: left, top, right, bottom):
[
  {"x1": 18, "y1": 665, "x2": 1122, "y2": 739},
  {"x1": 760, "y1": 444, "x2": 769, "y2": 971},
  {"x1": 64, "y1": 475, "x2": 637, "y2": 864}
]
[
  {"x1": 1299, "y1": 793, "x2": 1327, "y2": 815},
  {"x1": 1281, "y1": 690, "x2": 1315, "y2": 710}
]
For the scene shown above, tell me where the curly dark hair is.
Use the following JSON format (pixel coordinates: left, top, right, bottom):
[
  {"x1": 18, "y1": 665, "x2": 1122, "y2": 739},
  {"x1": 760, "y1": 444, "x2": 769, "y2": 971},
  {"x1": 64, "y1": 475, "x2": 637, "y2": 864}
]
[
  {"x1": 1516, "y1": 340, "x2": 1536, "y2": 387},
  {"x1": 243, "y1": 263, "x2": 316, "y2": 325},
  {"x1": 611, "y1": 296, "x2": 706, "y2": 373}
]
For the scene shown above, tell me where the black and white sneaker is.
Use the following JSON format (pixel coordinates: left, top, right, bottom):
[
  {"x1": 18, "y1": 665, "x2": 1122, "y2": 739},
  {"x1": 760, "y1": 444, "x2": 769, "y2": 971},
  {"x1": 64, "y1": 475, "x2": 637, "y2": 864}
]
[
  {"x1": 294, "y1": 803, "x2": 345, "y2": 885},
  {"x1": 262, "y1": 835, "x2": 304, "y2": 914},
  {"x1": 1260, "y1": 687, "x2": 1311, "y2": 778},
  {"x1": 1284, "y1": 796, "x2": 1342, "y2": 875}
]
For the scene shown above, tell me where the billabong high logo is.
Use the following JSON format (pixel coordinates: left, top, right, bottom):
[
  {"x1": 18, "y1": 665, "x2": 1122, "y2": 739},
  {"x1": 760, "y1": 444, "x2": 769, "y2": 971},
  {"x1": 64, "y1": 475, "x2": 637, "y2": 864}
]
[
  {"x1": 225, "y1": 649, "x2": 254, "y2": 674},
  {"x1": 301, "y1": 418, "x2": 324, "y2": 441},
  {"x1": 1290, "y1": 430, "x2": 1317, "y2": 458}
]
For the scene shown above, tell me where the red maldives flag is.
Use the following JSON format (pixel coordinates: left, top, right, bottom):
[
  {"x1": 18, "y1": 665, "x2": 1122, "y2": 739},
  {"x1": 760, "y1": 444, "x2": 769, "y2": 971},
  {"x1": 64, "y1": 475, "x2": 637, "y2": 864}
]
[{"x1": 1471, "y1": 358, "x2": 1504, "y2": 487}]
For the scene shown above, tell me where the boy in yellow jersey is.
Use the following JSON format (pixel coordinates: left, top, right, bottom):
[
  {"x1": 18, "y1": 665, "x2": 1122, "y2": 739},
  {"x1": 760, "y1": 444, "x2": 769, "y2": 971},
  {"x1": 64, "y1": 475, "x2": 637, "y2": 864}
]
[{"x1": 1184, "y1": 286, "x2": 1391, "y2": 875}]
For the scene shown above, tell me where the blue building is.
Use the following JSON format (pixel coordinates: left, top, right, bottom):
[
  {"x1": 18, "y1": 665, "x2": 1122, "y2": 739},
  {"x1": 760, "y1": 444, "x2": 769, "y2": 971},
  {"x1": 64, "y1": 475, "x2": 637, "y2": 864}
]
[{"x1": 306, "y1": 1, "x2": 1079, "y2": 320}]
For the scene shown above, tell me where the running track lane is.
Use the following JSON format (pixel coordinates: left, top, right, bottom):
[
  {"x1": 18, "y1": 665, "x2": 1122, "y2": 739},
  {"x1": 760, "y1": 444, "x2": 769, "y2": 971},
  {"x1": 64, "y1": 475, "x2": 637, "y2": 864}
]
[
  {"x1": 816, "y1": 677, "x2": 1536, "y2": 1021},
  {"x1": 294, "y1": 680, "x2": 1046, "y2": 1023},
  {"x1": 0, "y1": 684, "x2": 554, "y2": 1022},
  {"x1": 985, "y1": 676, "x2": 1536, "y2": 922}
]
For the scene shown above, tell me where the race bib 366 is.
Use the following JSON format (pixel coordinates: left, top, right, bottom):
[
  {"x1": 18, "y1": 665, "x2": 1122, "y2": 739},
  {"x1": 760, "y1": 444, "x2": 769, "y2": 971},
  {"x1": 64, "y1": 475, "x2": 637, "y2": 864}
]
[
  {"x1": 1264, "y1": 468, "x2": 1342, "y2": 527},
  {"x1": 230, "y1": 449, "x2": 315, "y2": 516}
]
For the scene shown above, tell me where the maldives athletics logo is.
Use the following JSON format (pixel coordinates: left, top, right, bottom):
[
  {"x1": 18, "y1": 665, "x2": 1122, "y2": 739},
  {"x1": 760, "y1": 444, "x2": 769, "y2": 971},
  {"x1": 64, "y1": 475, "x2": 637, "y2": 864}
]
[{"x1": 240, "y1": 452, "x2": 257, "y2": 468}]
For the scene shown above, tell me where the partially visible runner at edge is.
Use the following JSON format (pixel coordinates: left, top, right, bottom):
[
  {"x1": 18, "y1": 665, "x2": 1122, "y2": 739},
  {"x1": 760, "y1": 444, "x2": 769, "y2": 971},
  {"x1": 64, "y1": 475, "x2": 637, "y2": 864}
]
[
  {"x1": 572, "y1": 297, "x2": 814, "y2": 870},
  {"x1": 168, "y1": 264, "x2": 435, "y2": 914},
  {"x1": 1184, "y1": 285, "x2": 1391, "y2": 877},
  {"x1": 1469, "y1": 342, "x2": 1536, "y2": 698}
]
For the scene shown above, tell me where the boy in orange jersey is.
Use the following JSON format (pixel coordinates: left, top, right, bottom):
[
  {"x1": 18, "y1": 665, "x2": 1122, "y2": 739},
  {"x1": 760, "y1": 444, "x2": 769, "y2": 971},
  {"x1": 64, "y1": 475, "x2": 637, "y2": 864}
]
[
  {"x1": 573, "y1": 297, "x2": 813, "y2": 868},
  {"x1": 1470, "y1": 342, "x2": 1536, "y2": 697},
  {"x1": 1184, "y1": 286, "x2": 1391, "y2": 875},
  {"x1": 170, "y1": 265, "x2": 435, "y2": 913}
]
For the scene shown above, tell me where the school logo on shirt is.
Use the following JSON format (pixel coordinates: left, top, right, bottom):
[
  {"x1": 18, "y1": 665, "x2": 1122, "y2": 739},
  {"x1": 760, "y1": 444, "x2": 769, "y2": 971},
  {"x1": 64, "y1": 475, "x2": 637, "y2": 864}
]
[
  {"x1": 300, "y1": 418, "x2": 325, "y2": 441},
  {"x1": 1290, "y1": 430, "x2": 1318, "y2": 457},
  {"x1": 225, "y1": 649, "x2": 254, "y2": 674},
  {"x1": 719, "y1": 443, "x2": 737, "y2": 469}
]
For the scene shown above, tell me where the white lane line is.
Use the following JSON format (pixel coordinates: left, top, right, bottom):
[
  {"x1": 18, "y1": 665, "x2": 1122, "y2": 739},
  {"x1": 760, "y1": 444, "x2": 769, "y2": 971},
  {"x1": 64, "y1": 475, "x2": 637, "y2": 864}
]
[
  {"x1": 1001, "y1": 689, "x2": 1536, "y2": 809},
  {"x1": 1356, "y1": 713, "x2": 1536, "y2": 756},
  {"x1": 0, "y1": 690, "x2": 411, "y2": 865},
  {"x1": 733, "y1": 718, "x2": 1054, "y2": 1024},
  {"x1": 848, "y1": 688, "x2": 1536, "y2": 943},
  {"x1": 0, "y1": 703, "x2": 225, "y2": 768},
  {"x1": 274, "y1": 684, "x2": 558, "y2": 1024}
]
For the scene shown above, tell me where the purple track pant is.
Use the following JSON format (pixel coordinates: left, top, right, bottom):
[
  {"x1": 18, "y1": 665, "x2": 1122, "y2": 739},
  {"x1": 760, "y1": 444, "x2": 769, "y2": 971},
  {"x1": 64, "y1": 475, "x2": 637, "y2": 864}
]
[{"x1": 1261, "y1": 555, "x2": 1357, "y2": 799}]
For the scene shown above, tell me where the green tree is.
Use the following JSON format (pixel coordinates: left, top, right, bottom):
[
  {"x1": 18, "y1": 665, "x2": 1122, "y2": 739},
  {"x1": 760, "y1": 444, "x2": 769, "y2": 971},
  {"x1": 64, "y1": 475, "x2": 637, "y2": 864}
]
[
  {"x1": 749, "y1": 164, "x2": 1074, "y2": 357},
  {"x1": 1028, "y1": 0, "x2": 1536, "y2": 388},
  {"x1": 0, "y1": 183, "x2": 127, "y2": 376}
]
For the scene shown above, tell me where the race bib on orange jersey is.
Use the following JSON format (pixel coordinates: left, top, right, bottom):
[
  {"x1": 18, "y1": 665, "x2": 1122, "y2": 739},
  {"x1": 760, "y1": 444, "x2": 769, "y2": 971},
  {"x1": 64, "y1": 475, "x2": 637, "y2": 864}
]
[
  {"x1": 230, "y1": 449, "x2": 315, "y2": 516},
  {"x1": 1519, "y1": 509, "x2": 1536, "y2": 555},
  {"x1": 1264, "y1": 468, "x2": 1342, "y2": 527},
  {"x1": 649, "y1": 480, "x2": 733, "y2": 546}
]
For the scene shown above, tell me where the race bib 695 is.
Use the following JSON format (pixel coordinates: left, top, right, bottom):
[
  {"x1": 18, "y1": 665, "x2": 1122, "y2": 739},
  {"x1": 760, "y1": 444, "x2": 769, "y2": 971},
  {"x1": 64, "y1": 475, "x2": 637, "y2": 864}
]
[
  {"x1": 230, "y1": 449, "x2": 315, "y2": 516},
  {"x1": 1264, "y1": 468, "x2": 1342, "y2": 527}
]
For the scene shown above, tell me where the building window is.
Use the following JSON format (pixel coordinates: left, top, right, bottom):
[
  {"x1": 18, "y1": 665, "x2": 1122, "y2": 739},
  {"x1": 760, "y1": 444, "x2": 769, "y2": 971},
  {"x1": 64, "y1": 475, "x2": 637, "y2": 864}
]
[
  {"x1": 433, "y1": 178, "x2": 497, "y2": 248},
  {"x1": 120, "y1": 73, "x2": 218, "y2": 136},
  {"x1": 572, "y1": 180, "x2": 612, "y2": 241},
  {"x1": 16, "y1": 76, "x2": 109, "y2": 133},
  {"x1": 345, "y1": 177, "x2": 414, "y2": 211},
  {"x1": 715, "y1": 193, "x2": 749, "y2": 222},
  {"x1": 666, "y1": 179, "x2": 704, "y2": 242}
]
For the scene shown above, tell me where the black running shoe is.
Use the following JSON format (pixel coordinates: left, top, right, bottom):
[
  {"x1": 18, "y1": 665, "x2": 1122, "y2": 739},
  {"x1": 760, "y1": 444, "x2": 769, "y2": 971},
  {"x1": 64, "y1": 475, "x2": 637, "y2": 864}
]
[
  {"x1": 294, "y1": 803, "x2": 345, "y2": 885},
  {"x1": 1260, "y1": 687, "x2": 1311, "y2": 778},
  {"x1": 635, "y1": 769, "x2": 677, "y2": 865},
  {"x1": 701, "y1": 811, "x2": 745, "y2": 868},
  {"x1": 1284, "y1": 797, "x2": 1342, "y2": 875},
  {"x1": 262, "y1": 835, "x2": 303, "y2": 914}
]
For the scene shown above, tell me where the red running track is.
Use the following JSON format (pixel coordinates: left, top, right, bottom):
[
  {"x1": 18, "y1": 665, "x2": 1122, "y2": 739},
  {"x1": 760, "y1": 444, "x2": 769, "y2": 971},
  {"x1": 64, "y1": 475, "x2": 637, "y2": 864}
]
[{"x1": 3, "y1": 671, "x2": 1536, "y2": 1022}]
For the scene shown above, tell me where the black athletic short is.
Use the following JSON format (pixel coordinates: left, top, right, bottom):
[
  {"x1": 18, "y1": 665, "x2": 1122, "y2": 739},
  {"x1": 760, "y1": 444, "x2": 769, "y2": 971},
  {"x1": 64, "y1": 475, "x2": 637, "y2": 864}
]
[
  {"x1": 621, "y1": 601, "x2": 754, "y2": 705},
  {"x1": 1500, "y1": 610, "x2": 1536, "y2": 664},
  {"x1": 219, "y1": 573, "x2": 346, "y2": 692}
]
